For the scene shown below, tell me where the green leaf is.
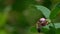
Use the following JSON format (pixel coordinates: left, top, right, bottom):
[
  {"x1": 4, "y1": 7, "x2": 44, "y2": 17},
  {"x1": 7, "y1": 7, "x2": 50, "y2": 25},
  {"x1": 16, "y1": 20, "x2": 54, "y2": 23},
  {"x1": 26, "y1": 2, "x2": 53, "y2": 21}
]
[
  {"x1": 35, "y1": 5, "x2": 51, "y2": 18},
  {"x1": 46, "y1": 26, "x2": 56, "y2": 34},
  {"x1": 41, "y1": 28, "x2": 49, "y2": 33},
  {"x1": 50, "y1": 3, "x2": 60, "y2": 19},
  {"x1": 44, "y1": 23, "x2": 60, "y2": 29}
]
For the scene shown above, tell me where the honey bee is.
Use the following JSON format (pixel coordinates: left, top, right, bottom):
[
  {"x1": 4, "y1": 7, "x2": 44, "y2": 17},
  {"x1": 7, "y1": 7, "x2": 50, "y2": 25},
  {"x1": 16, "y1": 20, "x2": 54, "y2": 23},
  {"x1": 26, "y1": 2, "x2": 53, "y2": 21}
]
[{"x1": 36, "y1": 18, "x2": 48, "y2": 33}]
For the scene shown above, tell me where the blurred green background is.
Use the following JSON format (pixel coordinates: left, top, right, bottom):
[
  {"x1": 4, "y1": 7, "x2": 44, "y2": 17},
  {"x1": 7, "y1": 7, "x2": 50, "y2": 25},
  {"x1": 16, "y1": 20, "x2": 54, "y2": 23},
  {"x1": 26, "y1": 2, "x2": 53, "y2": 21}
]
[{"x1": 0, "y1": 0, "x2": 60, "y2": 34}]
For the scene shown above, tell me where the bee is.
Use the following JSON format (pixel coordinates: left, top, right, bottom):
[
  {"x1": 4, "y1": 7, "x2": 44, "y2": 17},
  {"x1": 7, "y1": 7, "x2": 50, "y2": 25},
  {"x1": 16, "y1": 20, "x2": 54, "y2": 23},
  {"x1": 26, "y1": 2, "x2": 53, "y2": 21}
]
[{"x1": 36, "y1": 18, "x2": 48, "y2": 33}]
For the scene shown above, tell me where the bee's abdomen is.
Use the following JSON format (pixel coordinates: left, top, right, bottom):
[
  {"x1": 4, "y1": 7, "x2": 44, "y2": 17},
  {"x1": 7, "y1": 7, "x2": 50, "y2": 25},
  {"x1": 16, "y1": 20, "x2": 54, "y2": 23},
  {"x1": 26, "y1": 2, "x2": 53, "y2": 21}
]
[{"x1": 37, "y1": 28, "x2": 41, "y2": 33}]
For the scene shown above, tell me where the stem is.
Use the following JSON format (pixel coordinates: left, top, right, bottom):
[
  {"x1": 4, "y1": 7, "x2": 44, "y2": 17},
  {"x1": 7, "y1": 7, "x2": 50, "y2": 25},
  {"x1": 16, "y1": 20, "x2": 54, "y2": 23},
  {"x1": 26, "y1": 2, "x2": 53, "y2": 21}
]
[
  {"x1": 51, "y1": 20, "x2": 56, "y2": 34},
  {"x1": 52, "y1": 22, "x2": 55, "y2": 29}
]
